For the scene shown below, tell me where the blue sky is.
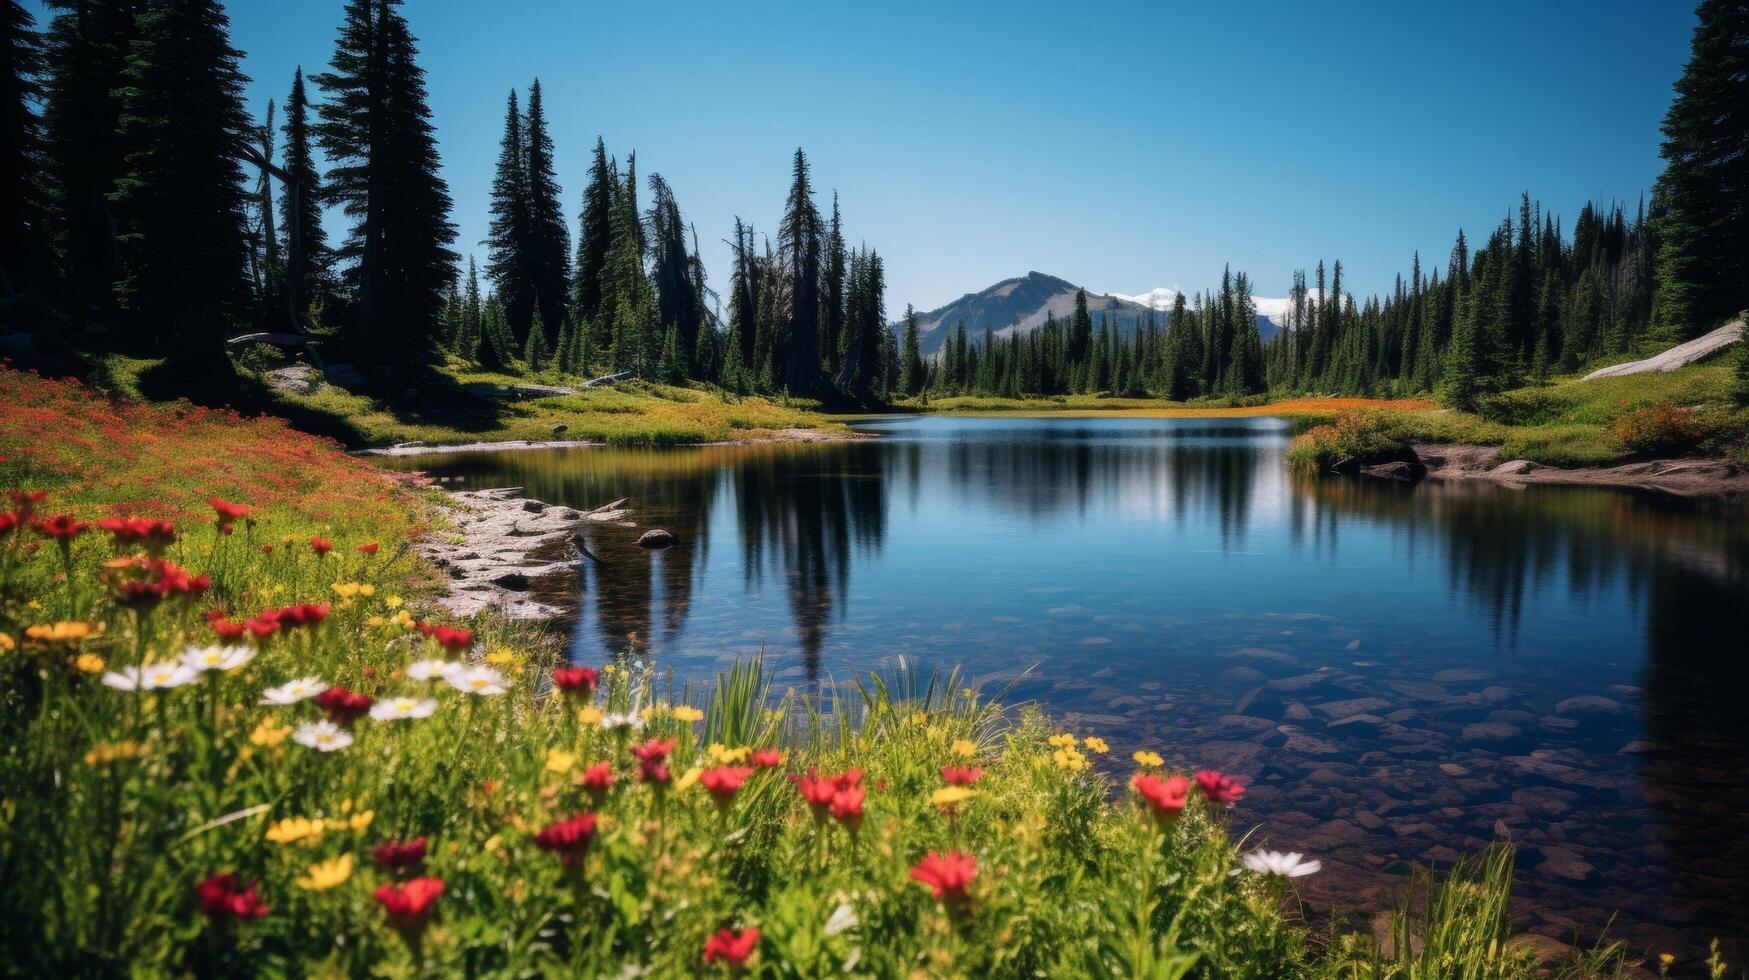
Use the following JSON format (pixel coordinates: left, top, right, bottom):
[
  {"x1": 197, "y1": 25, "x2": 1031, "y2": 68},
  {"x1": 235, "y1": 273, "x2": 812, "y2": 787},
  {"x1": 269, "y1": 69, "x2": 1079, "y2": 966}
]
[{"x1": 28, "y1": 0, "x2": 1698, "y2": 314}]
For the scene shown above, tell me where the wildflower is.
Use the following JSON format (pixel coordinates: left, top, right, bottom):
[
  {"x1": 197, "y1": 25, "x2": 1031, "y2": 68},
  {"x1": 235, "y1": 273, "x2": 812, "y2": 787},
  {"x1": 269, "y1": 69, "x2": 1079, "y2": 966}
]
[
  {"x1": 265, "y1": 817, "x2": 326, "y2": 845},
  {"x1": 932, "y1": 785, "x2": 975, "y2": 812},
  {"x1": 1132, "y1": 773, "x2": 1190, "y2": 823},
  {"x1": 794, "y1": 769, "x2": 856, "y2": 818},
  {"x1": 331, "y1": 581, "x2": 375, "y2": 599},
  {"x1": 1132, "y1": 750, "x2": 1164, "y2": 768},
  {"x1": 250, "y1": 720, "x2": 291, "y2": 747},
  {"x1": 600, "y1": 709, "x2": 644, "y2": 731},
  {"x1": 369, "y1": 697, "x2": 437, "y2": 722},
  {"x1": 405, "y1": 659, "x2": 452, "y2": 681},
  {"x1": 25, "y1": 621, "x2": 99, "y2": 644},
  {"x1": 707, "y1": 744, "x2": 750, "y2": 764},
  {"x1": 196, "y1": 873, "x2": 269, "y2": 921},
  {"x1": 577, "y1": 705, "x2": 605, "y2": 726},
  {"x1": 207, "y1": 498, "x2": 250, "y2": 534},
  {"x1": 1053, "y1": 747, "x2": 1089, "y2": 772},
  {"x1": 0, "y1": 634, "x2": 12, "y2": 653},
  {"x1": 1082, "y1": 736, "x2": 1109, "y2": 754},
  {"x1": 97, "y1": 516, "x2": 176, "y2": 553},
  {"x1": 1046, "y1": 733, "x2": 1077, "y2": 749},
  {"x1": 551, "y1": 665, "x2": 598, "y2": 697},
  {"x1": 292, "y1": 720, "x2": 354, "y2": 752},
  {"x1": 545, "y1": 748, "x2": 579, "y2": 774},
  {"x1": 632, "y1": 737, "x2": 677, "y2": 784},
  {"x1": 313, "y1": 686, "x2": 373, "y2": 725},
  {"x1": 1238, "y1": 850, "x2": 1321, "y2": 878},
  {"x1": 296, "y1": 854, "x2": 355, "y2": 891},
  {"x1": 374, "y1": 837, "x2": 428, "y2": 870},
  {"x1": 71, "y1": 652, "x2": 105, "y2": 674},
  {"x1": 102, "y1": 662, "x2": 199, "y2": 691},
  {"x1": 950, "y1": 738, "x2": 977, "y2": 759},
  {"x1": 672, "y1": 705, "x2": 705, "y2": 723},
  {"x1": 941, "y1": 766, "x2": 982, "y2": 786},
  {"x1": 533, "y1": 812, "x2": 598, "y2": 866},
  {"x1": 209, "y1": 617, "x2": 246, "y2": 640},
  {"x1": 310, "y1": 536, "x2": 332, "y2": 556},
  {"x1": 824, "y1": 903, "x2": 858, "y2": 936},
  {"x1": 830, "y1": 784, "x2": 865, "y2": 831},
  {"x1": 375, "y1": 877, "x2": 444, "y2": 925},
  {"x1": 83, "y1": 740, "x2": 144, "y2": 766},
  {"x1": 1195, "y1": 770, "x2": 1246, "y2": 806},
  {"x1": 260, "y1": 676, "x2": 326, "y2": 705},
  {"x1": 700, "y1": 766, "x2": 754, "y2": 806},
  {"x1": 180, "y1": 644, "x2": 256, "y2": 673},
  {"x1": 445, "y1": 665, "x2": 507, "y2": 696},
  {"x1": 910, "y1": 850, "x2": 977, "y2": 903},
  {"x1": 32, "y1": 514, "x2": 89, "y2": 540},
  {"x1": 749, "y1": 748, "x2": 783, "y2": 768},
  {"x1": 273, "y1": 602, "x2": 330, "y2": 628},
  {"x1": 331, "y1": 809, "x2": 375, "y2": 833},
  {"x1": 581, "y1": 761, "x2": 614, "y2": 792},
  {"x1": 419, "y1": 622, "x2": 472, "y2": 653},
  {"x1": 358, "y1": 542, "x2": 380, "y2": 556},
  {"x1": 702, "y1": 926, "x2": 760, "y2": 967}
]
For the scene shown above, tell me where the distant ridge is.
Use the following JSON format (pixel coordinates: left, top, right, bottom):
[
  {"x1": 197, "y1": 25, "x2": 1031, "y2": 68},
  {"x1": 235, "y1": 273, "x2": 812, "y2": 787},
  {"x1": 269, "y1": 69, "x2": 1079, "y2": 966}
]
[{"x1": 901, "y1": 272, "x2": 1280, "y2": 355}]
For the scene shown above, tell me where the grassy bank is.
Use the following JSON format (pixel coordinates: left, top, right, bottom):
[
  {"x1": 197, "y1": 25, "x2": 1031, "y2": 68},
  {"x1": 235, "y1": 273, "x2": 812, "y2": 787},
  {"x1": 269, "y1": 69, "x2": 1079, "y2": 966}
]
[{"x1": 0, "y1": 365, "x2": 1671, "y2": 976}]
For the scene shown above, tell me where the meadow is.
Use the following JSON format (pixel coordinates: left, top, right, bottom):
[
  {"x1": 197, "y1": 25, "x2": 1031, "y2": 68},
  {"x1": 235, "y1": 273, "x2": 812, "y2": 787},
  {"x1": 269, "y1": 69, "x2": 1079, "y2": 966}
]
[{"x1": 0, "y1": 365, "x2": 1710, "y2": 976}]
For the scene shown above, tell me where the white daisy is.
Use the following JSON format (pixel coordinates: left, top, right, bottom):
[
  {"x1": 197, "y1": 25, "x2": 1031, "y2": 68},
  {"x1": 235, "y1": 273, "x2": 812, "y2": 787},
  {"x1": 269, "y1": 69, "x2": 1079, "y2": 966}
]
[
  {"x1": 180, "y1": 644, "x2": 256, "y2": 673},
  {"x1": 1239, "y1": 850, "x2": 1321, "y2": 878},
  {"x1": 405, "y1": 659, "x2": 453, "y2": 681},
  {"x1": 260, "y1": 676, "x2": 326, "y2": 705},
  {"x1": 292, "y1": 720, "x2": 353, "y2": 752},
  {"x1": 369, "y1": 696, "x2": 438, "y2": 721},
  {"x1": 102, "y1": 663, "x2": 200, "y2": 691},
  {"x1": 444, "y1": 665, "x2": 507, "y2": 696},
  {"x1": 600, "y1": 710, "x2": 646, "y2": 732}
]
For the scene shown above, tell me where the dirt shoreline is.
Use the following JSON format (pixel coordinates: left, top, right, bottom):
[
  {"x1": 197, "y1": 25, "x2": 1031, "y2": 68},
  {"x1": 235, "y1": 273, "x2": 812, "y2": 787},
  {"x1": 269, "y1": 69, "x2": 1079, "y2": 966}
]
[
  {"x1": 1412, "y1": 443, "x2": 1749, "y2": 497},
  {"x1": 356, "y1": 427, "x2": 867, "y2": 458}
]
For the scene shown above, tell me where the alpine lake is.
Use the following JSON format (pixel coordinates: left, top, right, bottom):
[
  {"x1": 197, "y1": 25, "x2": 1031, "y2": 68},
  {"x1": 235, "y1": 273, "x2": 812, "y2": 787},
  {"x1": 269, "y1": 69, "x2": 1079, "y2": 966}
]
[{"x1": 380, "y1": 415, "x2": 1749, "y2": 960}]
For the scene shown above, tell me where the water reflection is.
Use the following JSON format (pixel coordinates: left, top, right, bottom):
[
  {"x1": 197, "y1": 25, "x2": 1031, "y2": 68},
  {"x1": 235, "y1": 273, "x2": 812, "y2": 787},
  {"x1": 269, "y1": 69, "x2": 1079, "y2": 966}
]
[{"x1": 381, "y1": 417, "x2": 1749, "y2": 957}]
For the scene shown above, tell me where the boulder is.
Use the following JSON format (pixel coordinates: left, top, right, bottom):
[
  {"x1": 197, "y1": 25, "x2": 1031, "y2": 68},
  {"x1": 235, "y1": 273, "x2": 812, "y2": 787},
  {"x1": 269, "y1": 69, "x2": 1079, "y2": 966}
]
[
  {"x1": 1234, "y1": 686, "x2": 1285, "y2": 719},
  {"x1": 1358, "y1": 459, "x2": 1427, "y2": 482},
  {"x1": 637, "y1": 528, "x2": 676, "y2": 549}
]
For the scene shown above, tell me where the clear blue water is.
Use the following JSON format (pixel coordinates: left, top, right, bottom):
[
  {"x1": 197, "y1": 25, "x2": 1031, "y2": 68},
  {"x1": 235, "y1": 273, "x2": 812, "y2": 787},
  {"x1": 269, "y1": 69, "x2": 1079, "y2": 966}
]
[{"x1": 384, "y1": 415, "x2": 1749, "y2": 957}]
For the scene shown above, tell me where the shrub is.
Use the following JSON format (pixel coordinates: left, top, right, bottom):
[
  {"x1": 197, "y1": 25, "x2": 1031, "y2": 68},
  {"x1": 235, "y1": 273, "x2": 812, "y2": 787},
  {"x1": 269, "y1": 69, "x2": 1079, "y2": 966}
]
[
  {"x1": 1611, "y1": 402, "x2": 1708, "y2": 456},
  {"x1": 1286, "y1": 412, "x2": 1407, "y2": 475}
]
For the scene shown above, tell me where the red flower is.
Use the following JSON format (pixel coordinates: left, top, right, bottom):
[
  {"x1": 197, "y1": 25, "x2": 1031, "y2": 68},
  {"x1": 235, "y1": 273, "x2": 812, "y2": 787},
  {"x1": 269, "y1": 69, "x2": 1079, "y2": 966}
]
[
  {"x1": 273, "y1": 602, "x2": 329, "y2": 627},
  {"x1": 702, "y1": 926, "x2": 760, "y2": 966},
  {"x1": 431, "y1": 625, "x2": 471, "y2": 652},
  {"x1": 196, "y1": 872, "x2": 269, "y2": 921},
  {"x1": 309, "y1": 536, "x2": 332, "y2": 556},
  {"x1": 373, "y1": 837, "x2": 428, "y2": 870},
  {"x1": 357, "y1": 542, "x2": 380, "y2": 556},
  {"x1": 910, "y1": 850, "x2": 977, "y2": 902},
  {"x1": 244, "y1": 615, "x2": 280, "y2": 638},
  {"x1": 32, "y1": 514, "x2": 88, "y2": 540},
  {"x1": 581, "y1": 761, "x2": 614, "y2": 792},
  {"x1": 7, "y1": 489, "x2": 46, "y2": 521},
  {"x1": 1132, "y1": 773, "x2": 1191, "y2": 822},
  {"x1": 314, "y1": 686, "x2": 373, "y2": 725},
  {"x1": 699, "y1": 765, "x2": 754, "y2": 805},
  {"x1": 207, "y1": 498, "x2": 250, "y2": 534},
  {"x1": 533, "y1": 812, "x2": 597, "y2": 866},
  {"x1": 551, "y1": 666, "x2": 598, "y2": 697},
  {"x1": 210, "y1": 618, "x2": 246, "y2": 640},
  {"x1": 748, "y1": 748, "x2": 782, "y2": 769},
  {"x1": 0, "y1": 511, "x2": 17, "y2": 535},
  {"x1": 1194, "y1": 770, "x2": 1245, "y2": 806},
  {"x1": 829, "y1": 784, "x2": 864, "y2": 830},
  {"x1": 97, "y1": 516, "x2": 176, "y2": 553},
  {"x1": 375, "y1": 877, "x2": 443, "y2": 923},
  {"x1": 794, "y1": 768, "x2": 862, "y2": 819},
  {"x1": 260, "y1": 544, "x2": 273, "y2": 554},
  {"x1": 941, "y1": 766, "x2": 983, "y2": 786},
  {"x1": 632, "y1": 737, "x2": 676, "y2": 784}
]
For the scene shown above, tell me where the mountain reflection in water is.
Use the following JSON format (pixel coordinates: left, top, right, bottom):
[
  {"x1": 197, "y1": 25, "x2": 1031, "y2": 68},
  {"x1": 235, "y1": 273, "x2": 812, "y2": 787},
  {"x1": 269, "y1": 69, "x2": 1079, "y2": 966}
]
[{"x1": 381, "y1": 415, "x2": 1749, "y2": 960}]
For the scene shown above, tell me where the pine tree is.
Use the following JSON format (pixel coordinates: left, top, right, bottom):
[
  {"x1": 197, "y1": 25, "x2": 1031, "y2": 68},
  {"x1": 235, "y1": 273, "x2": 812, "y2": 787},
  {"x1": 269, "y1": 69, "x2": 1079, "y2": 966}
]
[
  {"x1": 552, "y1": 314, "x2": 574, "y2": 373},
  {"x1": 110, "y1": 0, "x2": 252, "y2": 375},
  {"x1": 898, "y1": 303, "x2": 923, "y2": 396},
  {"x1": 521, "y1": 307, "x2": 549, "y2": 371},
  {"x1": 522, "y1": 78, "x2": 570, "y2": 338},
  {"x1": 657, "y1": 324, "x2": 683, "y2": 383},
  {"x1": 483, "y1": 88, "x2": 531, "y2": 337},
  {"x1": 458, "y1": 255, "x2": 482, "y2": 358},
  {"x1": 1, "y1": 0, "x2": 50, "y2": 305},
  {"x1": 478, "y1": 295, "x2": 516, "y2": 371},
  {"x1": 603, "y1": 161, "x2": 656, "y2": 372},
  {"x1": 279, "y1": 67, "x2": 328, "y2": 321},
  {"x1": 1650, "y1": 0, "x2": 1749, "y2": 342},
  {"x1": 315, "y1": 0, "x2": 457, "y2": 360},
  {"x1": 572, "y1": 137, "x2": 614, "y2": 327},
  {"x1": 646, "y1": 173, "x2": 705, "y2": 372},
  {"x1": 823, "y1": 192, "x2": 847, "y2": 377},
  {"x1": 779, "y1": 148, "x2": 823, "y2": 396}
]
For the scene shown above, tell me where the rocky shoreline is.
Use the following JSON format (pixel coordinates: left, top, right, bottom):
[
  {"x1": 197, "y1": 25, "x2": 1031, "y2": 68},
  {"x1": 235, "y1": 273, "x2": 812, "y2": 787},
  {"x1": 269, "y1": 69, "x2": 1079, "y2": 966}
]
[
  {"x1": 1359, "y1": 443, "x2": 1749, "y2": 497},
  {"x1": 416, "y1": 487, "x2": 631, "y2": 620},
  {"x1": 357, "y1": 427, "x2": 866, "y2": 458}
]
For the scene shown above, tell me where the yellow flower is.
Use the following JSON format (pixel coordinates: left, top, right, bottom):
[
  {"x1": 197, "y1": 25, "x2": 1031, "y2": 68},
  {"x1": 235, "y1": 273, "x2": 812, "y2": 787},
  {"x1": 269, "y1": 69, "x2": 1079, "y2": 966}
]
[
  {"x1": 250, "y1": 720, "x2": 292, "y2": 747},
  {"x1": 265, "y1": 817, "x2": 325, "y2": 846},
  {"x1": 73, "y1": 652, "x2": 107, "y2": 675},
  {"x1": 384, "y1": 594, "x2": 403, "y2": 610},
  {"x1": 1046, "y1": 733, "x2": 1077, "y2": 749},
  {"x1": 25, "y1": 621, "x2": 100, "y2": 645},
  {"x1": 671, "y1": 705, "x2": 705, "y2": 723},
  {"x1": 1132, "y1": 750, "x2": 1164, "y2": 768},
  {"x1": 358, "y1": 583, "x2": 375, "y2": 597},
  {"x1": 485, "y1": 648, "x2": 516, "y2": 668},
  {"x1": 83, "y1": 740, "x2": 144, "y2": 766},
  {"x1": 932, "y1": 786, "x2": 975, "y2": 808},
  {"x1": 673, "y1": 766, "x2": 702, "y2": 792},
  {"x1": 332, "y1": 582, "x2": 363, "y2": 599},
  {"x1": 296, "y1": 853, "x2": 354, "y2": 891},
  {"x1": 1053, "y1": 747, "x2": 1089, "y2": 772},
  {"x1": 1082, "y1": 736, "x2": 1109, "y2": 754},
  {"x1": 707, "y1": 743, "x2": 750, "y2": 764},
  {"x1": 329, "y1": 810, "x2": 374, "y2": 833},
  {"x1": 909, "y1": 711, "x2": 928, "y2": 726},
  {"x1": 0, "y1": 634, "x2": 15, "y2": 653},
  {"x1": 950, "y1": 739, "x2": 977, "y2": 758},
  {"x1": 577, "y1": 706, "x2": 604, "y2": 726},
  {"x1": 364, "y1": 616, "x2": 385, "y2": 628},
  {"x1": 546, "y1": 748, "x2": 578, "y2": 774}
]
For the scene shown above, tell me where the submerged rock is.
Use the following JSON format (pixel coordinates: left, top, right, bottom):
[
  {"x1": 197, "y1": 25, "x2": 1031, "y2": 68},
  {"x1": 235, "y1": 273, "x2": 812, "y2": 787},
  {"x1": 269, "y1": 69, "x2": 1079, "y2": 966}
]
[{"x1": 637, "y1": 528, "x2": 676, "y2": 549}]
